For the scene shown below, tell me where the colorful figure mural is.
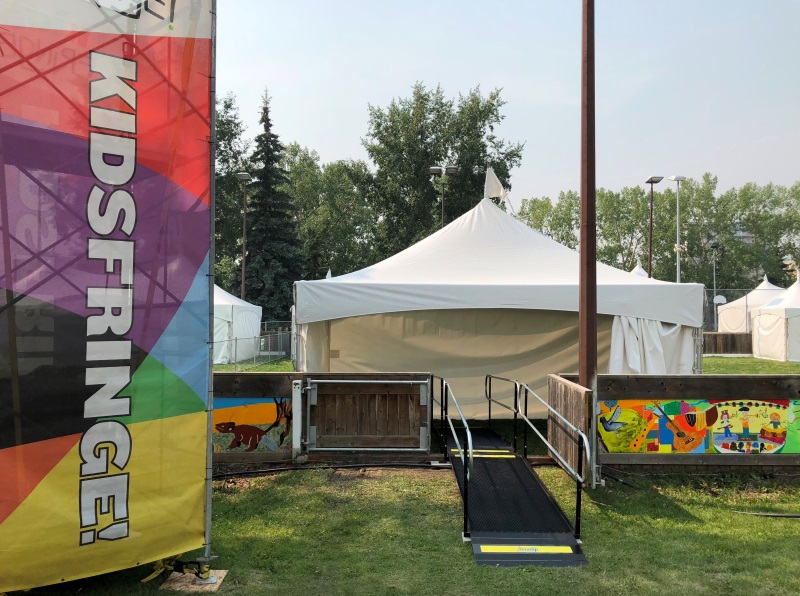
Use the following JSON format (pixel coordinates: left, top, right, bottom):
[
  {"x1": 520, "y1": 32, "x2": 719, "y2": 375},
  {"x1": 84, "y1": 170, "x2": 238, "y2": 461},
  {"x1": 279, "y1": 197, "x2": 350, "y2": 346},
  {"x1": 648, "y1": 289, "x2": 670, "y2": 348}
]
[
  {"x1": 213, "y1": 397, "x2": 292, "y2": 453},
  {"x1": 598, "y1": 399, "x2": 800, "y2": 454}
]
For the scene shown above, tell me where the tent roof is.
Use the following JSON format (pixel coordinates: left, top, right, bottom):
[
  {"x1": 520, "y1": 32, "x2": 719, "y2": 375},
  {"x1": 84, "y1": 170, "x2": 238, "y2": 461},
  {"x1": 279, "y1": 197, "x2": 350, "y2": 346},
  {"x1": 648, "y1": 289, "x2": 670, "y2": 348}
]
[
  {"x1": 753, "y1": 280, "x2": 800, "y2": 318},
  {"x1": 214, "y1": 285, "x2": 261, "y2": 311},
  {"x1": 718, "y1": 274, "x2": 783, "y2": 313},
  {"x1": 630, "y1": 258, "x2": 648, "y2": 277},
  {"x1": 295, "y1": 199, "x2": 704, "y2": 326}
]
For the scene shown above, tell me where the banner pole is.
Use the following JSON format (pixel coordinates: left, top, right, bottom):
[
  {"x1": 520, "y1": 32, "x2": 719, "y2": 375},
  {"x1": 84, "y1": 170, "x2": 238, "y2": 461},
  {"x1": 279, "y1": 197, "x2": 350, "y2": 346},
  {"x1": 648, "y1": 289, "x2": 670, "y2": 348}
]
[{"x1": 204, "y1": 0, "x2": 218, "y2": 563}]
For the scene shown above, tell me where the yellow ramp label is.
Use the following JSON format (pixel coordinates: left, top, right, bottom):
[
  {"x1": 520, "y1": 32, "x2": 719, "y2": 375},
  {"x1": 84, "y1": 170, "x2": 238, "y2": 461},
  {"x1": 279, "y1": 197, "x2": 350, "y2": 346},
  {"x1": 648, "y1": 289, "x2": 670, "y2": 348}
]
[{"x1": 479, "y1": 545, "x2": 573, "y2": 554}]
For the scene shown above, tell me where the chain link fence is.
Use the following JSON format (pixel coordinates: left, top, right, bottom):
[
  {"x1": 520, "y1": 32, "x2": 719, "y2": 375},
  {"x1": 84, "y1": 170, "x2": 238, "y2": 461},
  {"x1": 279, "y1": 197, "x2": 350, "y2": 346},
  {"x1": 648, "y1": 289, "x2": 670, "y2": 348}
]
[
  {"x1": 262, "y1": 320, "x2": 291, "y2": 334},
  {"x1": 704, "y1": 289, "x2": 749, "y2": 331},
  {"x1": 213, "y1": 331, "x2": 291, "y2": 371}
]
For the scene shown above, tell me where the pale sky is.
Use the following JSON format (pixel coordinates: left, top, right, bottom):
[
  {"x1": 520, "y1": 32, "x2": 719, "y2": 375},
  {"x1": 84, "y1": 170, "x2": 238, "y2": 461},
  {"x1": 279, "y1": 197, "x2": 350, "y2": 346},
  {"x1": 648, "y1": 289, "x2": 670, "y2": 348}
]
[{"x1": 217, "y1": 1, "x2": 800, "y2": 208}]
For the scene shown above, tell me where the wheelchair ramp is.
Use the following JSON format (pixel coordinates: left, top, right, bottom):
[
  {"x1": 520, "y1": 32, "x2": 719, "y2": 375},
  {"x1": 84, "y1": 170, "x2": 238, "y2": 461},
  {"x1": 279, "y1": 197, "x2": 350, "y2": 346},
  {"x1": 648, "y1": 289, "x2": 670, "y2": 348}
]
[{"x1": 450, "y1": 427, "x2": 587, "y2": 567}]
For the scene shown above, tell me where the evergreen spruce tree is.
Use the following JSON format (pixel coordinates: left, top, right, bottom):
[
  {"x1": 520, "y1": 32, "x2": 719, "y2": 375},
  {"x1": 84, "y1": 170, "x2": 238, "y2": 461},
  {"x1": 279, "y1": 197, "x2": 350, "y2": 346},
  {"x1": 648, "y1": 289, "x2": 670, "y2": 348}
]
[{"x1": 244, "y1": 91, "x2": 304, "y2": 320}]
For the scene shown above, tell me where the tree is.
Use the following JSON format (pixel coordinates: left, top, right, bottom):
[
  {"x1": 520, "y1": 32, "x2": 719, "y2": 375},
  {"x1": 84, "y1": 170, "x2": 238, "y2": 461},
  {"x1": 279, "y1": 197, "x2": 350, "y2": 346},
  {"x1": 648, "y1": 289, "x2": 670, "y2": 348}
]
[
  {"x1": 363, "y1": 83, "x2": 524, "y2": 260},
  {"x1": 244, "y1": 91, "x2": 305, "y2": 320},
  {"x1": 517, "y1": 191, "x2": 580, "y2": 249},
  {"x1": 546, "y1": 190, "x2": 581, "y2": 249},
  {"x1": 281, "y1": 144, "x2": 376, "y2": 277},
  {"x1": 214, "y1": 93, "x2": 251, "y2": 293},
  {"x1": 596, "y1": 186, "x2": 649, "y2": 271},
  {"x1": 516, "y1": 197, "x2": 553, "y2": 235},
  {"x1": 515, "y1": 174, "x2": 800, "y2": 291}
]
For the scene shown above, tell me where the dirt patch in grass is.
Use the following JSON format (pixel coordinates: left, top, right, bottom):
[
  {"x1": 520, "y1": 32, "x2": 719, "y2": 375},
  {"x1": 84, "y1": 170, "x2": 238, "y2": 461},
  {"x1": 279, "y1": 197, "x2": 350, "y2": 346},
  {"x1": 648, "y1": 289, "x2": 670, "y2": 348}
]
[{"x1": 327, "y1": 467, "x2": 442, "y2": 481}]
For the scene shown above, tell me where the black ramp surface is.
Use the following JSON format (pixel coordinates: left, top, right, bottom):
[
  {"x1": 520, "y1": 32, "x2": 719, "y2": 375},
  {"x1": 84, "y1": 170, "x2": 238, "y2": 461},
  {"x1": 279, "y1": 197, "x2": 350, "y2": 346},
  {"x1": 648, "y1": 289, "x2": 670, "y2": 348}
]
[{"x1": 449, "y1": 427, "x2": 586, "y2": 566}]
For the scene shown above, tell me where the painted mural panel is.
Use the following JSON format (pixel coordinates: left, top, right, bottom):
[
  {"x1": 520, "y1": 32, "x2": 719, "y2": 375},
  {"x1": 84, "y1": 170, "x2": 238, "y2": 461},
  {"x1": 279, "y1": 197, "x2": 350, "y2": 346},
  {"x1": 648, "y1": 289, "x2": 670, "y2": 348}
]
[
  {"x1": 598, "y1": 399, "x2": 800, "y2": 454},
  {"x1": 213, "y1": 397, "x2": 293, "y2": 453}
]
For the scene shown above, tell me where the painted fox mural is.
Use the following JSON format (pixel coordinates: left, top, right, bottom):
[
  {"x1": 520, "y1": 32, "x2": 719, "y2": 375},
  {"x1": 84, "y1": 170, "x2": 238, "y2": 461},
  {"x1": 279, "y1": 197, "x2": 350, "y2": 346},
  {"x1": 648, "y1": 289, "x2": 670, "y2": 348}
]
[
  {"x1": 215, "y1": 397, "x2": 293, "y2": 452},
  {"x1": 214, "y1": 422, "x2": 267, "y2": 452}
]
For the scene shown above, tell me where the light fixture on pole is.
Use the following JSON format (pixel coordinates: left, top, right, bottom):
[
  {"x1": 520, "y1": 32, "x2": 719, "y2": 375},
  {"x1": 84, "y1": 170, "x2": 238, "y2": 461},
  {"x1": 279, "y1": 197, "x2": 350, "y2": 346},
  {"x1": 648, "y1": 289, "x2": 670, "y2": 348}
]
[
  {"x1": 668, "y1": 175, "x2": 686, "y2": 283},
  {"x1": 645, "y1": 176, "x2": 663, "y2": 278},
  {"x1": 236, "y1": 172, "x2": 252, "y2": 299},
  {"x1": 429, "y1": 165, "x2": 460, "y2": 228},
  {"x1": 711, "y1": 240, "x2": 720, "y2": 330}
]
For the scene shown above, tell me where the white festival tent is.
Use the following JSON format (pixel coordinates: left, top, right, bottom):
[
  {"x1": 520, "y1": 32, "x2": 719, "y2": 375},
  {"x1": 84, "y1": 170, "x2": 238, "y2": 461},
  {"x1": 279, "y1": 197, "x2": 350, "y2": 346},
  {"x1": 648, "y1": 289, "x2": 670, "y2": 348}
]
[
  {"x1": 751, "y1": 280, "x2": 800, "y2": 361},
  {"x1": 630, "y1": 258, "x2": 648, "y2": 277},
  {"x1": 717, "y1": 275, "x2": 783, "y2": 333},
  {"x1": 213, "y1": 285, "x2": 263, "y2": 364},
  {"x1": 294, "y1": 199, "x2": 704, "y2": 417}
]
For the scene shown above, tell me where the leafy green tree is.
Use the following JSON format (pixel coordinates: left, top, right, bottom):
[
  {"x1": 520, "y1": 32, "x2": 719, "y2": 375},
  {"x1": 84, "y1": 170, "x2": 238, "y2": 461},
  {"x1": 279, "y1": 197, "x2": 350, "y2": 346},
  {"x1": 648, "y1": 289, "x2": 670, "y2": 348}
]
[
  {"x1": 363, "y1": 83, "x2": 524, "y2": 260},
  {"x1": 515, "y1": 197, "x2": 553, "y2": 235},
  {"x1": 596, "y1": 187, "x2": 649, "y2": 271},
  {"x1": 514, "y1": 191, "x2": 580, "y2": 249},
  {"x1": 516, "y1": 175, "x2": 800, "y2": 290},
  {"x1": 281, "y1": 144, "x2": 376, "y2": 277},
  {"x1": 245, "y1": 91, "x2": 305, "y2": 319},
  {"x1": 214, "y1": 92, "x2": 251, "y2": 293},
  {"x1": 678, "y1": 176, "x2": 800, "y2": 289}
]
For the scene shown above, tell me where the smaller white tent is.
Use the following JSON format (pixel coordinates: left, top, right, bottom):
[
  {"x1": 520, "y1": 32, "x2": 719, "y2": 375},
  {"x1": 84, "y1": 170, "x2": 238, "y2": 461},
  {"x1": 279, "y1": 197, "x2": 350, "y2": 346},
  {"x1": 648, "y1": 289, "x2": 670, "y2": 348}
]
[
  {"x1": 751, "y1": 280, "x2": 800, "y2": 361},
  {"x1": 213, "y1": 285, "x2": 262, "y2": 364},
  {"x1": 717, "y1": 275, "x2": 783, "y2": 333},
  {"x1": 630, "y1": 258, "x2": 648, "y2": 277}
]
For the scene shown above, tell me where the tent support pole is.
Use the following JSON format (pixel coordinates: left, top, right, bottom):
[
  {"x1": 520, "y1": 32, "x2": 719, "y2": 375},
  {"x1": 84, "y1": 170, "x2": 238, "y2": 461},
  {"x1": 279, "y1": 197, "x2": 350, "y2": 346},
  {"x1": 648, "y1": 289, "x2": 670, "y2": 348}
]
[{"x1": 203, "y1": 0, "x2": 217, "y2": 564}]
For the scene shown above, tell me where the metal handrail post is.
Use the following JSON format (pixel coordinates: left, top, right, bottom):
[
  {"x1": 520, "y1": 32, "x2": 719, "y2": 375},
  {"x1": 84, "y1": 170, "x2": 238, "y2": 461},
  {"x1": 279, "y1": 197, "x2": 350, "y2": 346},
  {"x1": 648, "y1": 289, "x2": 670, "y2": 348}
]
[
  {"x1": 440, "y1": 376, "x2": 445, "y2": 444},
  {"x1": 523, "y1": 386, "x2": 529, "y2": 459},
  {"x1": 575, "y1": 438, "x2": 584, "y2": 540},
  {"x1": 512, "y1": 382, "x2": 518, "y2": 453},
  {"x1": 442, "y1": 378, "x2": 449, "y2": 463},
  {"x1": 487, "y1": 376, "x2": 492, "y2": 427},
  {"x1": 463, "y1": 459, "x2": 469, "y2": 538}
]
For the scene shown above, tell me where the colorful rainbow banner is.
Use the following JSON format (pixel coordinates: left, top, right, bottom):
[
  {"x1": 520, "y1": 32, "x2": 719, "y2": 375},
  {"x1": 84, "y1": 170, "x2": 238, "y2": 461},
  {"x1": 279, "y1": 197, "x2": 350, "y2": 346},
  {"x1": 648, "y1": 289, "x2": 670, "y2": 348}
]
[{"x1": 0, "y1": 1, "x2": 213, "y2": 591}]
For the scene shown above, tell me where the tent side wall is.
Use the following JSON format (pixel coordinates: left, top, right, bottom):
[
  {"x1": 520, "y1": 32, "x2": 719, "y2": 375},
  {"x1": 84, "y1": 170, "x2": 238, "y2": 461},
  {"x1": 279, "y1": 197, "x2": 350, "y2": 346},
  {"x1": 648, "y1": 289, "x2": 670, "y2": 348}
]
[
  {"x1": 752, "y1": 312, "x2": 787, "y2": 361},
  {"x1": 212, "y1": 289, "x2": 263, "y2": 364},
  {"x1": 212, "y1": 305, "x2": 234, "y2": 364},
  {"x1": 301, "y1": 309, "x2": 614, "y2": 419},
  {"x1": 717, "y1": 305, "x2": 748, "y2": 334},
  {"x1": 789, "y1": 314, "x2": 800, "y2": 361}
]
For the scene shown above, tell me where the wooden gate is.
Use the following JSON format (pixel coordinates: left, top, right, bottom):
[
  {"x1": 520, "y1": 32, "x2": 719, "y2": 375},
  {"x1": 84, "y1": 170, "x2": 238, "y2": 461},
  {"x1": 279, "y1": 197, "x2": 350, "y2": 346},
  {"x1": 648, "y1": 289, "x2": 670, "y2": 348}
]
[{"x1": 305, "y1": 373, "x2": 430, "y2": 451}]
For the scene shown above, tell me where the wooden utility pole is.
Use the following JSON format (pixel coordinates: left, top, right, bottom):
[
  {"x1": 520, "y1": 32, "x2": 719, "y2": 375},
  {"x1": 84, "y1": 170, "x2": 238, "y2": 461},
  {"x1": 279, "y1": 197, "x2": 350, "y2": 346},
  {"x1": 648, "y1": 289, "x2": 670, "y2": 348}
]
[{"x1": 579, "y1": 0, "x2": 597, "y2": 391}]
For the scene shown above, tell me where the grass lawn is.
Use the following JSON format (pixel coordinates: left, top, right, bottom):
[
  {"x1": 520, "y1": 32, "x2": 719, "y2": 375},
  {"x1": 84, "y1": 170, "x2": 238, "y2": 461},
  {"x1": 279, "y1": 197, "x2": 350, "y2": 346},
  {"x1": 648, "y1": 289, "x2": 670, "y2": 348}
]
[
  {"x1": 28, "y1": 467, "x2": 800, "y2": 596},
  {"x1": 213, "y1": 357, "x2": 295, "y2": 373},
  {"x1": 21, "y1": 357, "x2": 800, "y2": 594},
  {"x1": 703, "y1": 356, "x2": 800, "y2": 374}
]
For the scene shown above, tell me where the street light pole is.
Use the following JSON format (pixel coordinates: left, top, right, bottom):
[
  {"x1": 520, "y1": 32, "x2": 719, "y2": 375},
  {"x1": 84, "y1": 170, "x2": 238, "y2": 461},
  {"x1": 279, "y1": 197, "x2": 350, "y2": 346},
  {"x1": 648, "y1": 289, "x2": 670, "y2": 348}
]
[
  {"x1": 429, "y1": 165, "x2": 460, "y2": 228},
  {"x1": 236, "y1": 172, "x2": 252, "y2": 299},
  {"x1": 711, "y1": 241, "x2": 719, "y2": 330},
  {"x1": 668, "y1": 175, "x2": 686, "y2": 282},
  {"x1": 645, "y1": 176, "x2": 663, "y2": 278}
]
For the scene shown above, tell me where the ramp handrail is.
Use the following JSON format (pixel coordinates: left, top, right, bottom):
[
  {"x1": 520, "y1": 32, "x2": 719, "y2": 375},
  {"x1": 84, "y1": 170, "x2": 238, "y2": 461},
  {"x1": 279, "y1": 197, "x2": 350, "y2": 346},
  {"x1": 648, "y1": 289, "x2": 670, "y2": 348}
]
[
  {"x1": 484, "y1": 375, "x2": 520, "y2": 451},
  {"x1": 432, "y1": 375, "x2": 474, "y2": 539},
  {"x1": 516, "y1": 382, "x2": 591, "y2": 485},
  {"x1": 485, "y1": 375, "x2": 589, "y2": 540}
]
